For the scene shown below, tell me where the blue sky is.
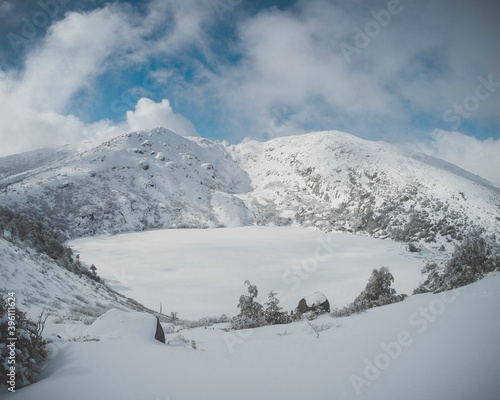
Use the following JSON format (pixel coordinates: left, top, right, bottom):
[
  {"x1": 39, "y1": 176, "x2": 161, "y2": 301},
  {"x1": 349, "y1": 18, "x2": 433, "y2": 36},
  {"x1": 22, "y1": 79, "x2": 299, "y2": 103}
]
[{"x1": 0, "y1": 0, "x2": 499, "y2": 183}]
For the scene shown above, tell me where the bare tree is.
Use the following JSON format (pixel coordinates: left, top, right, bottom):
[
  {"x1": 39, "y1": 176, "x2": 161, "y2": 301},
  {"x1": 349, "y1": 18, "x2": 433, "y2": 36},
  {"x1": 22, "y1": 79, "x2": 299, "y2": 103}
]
[{"x1": 32, "y1": 310, "x2": 49, "y2": 341}]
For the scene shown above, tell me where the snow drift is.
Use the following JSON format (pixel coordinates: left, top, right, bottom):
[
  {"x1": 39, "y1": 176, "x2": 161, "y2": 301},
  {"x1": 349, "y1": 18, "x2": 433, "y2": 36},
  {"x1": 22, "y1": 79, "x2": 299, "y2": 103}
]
[{"x1": 6, "y1": 273, "x2": 500, "y2": 400}]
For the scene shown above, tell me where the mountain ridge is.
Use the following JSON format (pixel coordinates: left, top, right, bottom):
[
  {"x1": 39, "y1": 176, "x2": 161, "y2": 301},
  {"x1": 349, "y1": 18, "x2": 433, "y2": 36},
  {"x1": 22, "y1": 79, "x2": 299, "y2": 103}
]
[
  {"x1": 0, "y1": 128, "x2": 498, "y2": 246},
  {"x1": 231, "y1": 130, "x2": 500, "y2": 244}
]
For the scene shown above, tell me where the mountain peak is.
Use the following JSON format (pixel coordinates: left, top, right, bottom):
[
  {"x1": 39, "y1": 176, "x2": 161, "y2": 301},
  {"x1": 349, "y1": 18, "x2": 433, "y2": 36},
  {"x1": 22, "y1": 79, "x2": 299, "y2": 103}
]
[{"x1": 0, "y1": 129, "x2": 498, "y2": 244}]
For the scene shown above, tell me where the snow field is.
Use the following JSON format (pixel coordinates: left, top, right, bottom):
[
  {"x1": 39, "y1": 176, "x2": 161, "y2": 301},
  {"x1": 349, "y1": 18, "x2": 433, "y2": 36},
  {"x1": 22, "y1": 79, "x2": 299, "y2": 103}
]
[
  {"x1": 6, "y1": 273, "x2": 500, "y2": 400},
  {"x1": 69, "y1": 226, "x2": 427, "y2": 320}
]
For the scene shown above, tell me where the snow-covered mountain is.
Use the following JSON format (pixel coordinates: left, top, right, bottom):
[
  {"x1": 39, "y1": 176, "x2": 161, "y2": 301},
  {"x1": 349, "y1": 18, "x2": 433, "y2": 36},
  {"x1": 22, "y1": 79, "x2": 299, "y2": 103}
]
[
  {"x1": 0, "y1": 128, "x2": 252, "y2": 238},
  {"x1": 232, "y1": 132, "x2": 500, "y2": 243},
  {"x1": 0, "y1": 128, "x2": 499, "y2": 244}
]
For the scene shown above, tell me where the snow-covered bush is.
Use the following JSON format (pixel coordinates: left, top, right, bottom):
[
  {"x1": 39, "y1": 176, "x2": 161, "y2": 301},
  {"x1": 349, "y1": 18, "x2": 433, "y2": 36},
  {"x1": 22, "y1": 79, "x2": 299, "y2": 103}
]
[
  {"x1": 231, "y1": 281, "x2": 265, "y2": 330},
  {"x1": 330, "y1": 304, "x2": 364, "y2": 318},
  {"x1": 264, "y1": 291, "x2": 290, "y2": 325},
  {"x1": 306, "y1": 321, "x2": 339, "y2": 338},
  {"x1": 353, "y1": 267, "x2": 407, "y2": 309},
  {"x1": 167, "y1": 334, "x2": 189, "y2": 346},
  {"x1": 0, "y1": 298, "x2": 48, "y2": 390},
  {"x1": 414, "y1": 229, "x2": 500, "y2": 294},
  {"x1": 412, "y1": 262, "x2": 442, "y2": 295},
  {"x1": 298, "y1": 304, "x2": 324, "y2": 321},
  {"x1": 332, "y1": 267, "x2": 406, "y2": 316}
]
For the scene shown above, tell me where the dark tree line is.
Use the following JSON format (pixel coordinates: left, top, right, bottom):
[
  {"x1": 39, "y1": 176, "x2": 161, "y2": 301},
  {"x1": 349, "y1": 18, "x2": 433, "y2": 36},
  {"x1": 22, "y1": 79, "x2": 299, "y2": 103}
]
[
  {"x1": 414, "y1": 229, "x2": 500, "y2": 294},
  {"x1": 0, "y1": 205, "x2": 99, "y2": 281}
]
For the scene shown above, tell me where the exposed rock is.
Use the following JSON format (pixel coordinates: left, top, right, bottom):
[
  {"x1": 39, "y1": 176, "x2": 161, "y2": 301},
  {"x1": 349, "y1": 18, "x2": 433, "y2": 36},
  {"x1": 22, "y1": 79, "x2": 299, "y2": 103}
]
[
  {"x1": 297, "y1": 292, "x2": 330, "y2": 314},
  {"x1": 407, "y1": 243, "x2": 421, "y2": 252},
  {"x1": 155, "y1": 316, "x2": 166, "y2": 343}
]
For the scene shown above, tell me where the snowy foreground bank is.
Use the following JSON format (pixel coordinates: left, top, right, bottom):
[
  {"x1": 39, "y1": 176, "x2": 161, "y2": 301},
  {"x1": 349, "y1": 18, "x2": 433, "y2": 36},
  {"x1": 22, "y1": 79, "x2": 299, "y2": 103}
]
[{"x1": 4, "y1": 273, "x2": 500, "y2": 400}]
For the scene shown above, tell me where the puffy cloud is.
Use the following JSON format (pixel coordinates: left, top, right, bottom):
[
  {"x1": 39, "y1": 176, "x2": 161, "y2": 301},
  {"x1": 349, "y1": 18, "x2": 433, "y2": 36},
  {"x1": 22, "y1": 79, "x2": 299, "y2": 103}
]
[
  {"x1": 0, "y1": 5, "x2": 139, "y2": 156},
  {"x1": 416, "y1": 130, "x2": 500, "y2": 186},
  {"x1": 0, "y1": 0, "x2": 209, "y2": 157},
  {"x1": 0, "y1": 0, "x2": 498, "y2": 184},
  {"x1": 14, "y1": 6, "x2": 139, "y2": 112},
  {"x1": 186, "y1": 0, "x2": 500, "y2": 143},
  {"x1": 126, "y1": 98, "x2": 199, "y2": 137}
]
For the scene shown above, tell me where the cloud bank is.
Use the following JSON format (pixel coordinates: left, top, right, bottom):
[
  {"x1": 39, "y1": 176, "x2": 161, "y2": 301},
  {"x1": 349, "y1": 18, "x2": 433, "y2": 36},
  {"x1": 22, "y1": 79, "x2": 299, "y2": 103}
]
[
  {"x1": 0, "y1": 0, "x2": 498, "y2": 184},
  {"x1": 0, "y1": 0, "x2": 209, "y2": 155},
  {"x1": 416, "y1": 130, "x2": 500, "y2": 186},
  {"x1": 126, "y1": 98, "x2": 199, "y2": 137},
  {"x1": 191, "y1": 0, "x2": 499, "y2": 143}
]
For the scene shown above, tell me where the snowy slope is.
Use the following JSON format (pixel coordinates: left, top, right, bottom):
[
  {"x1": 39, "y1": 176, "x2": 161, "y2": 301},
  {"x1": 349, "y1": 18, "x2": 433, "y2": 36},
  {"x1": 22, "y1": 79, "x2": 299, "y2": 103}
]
[
  {"x1": 1, "y1": 127, "x2": 499, "y2": 399},
  {"x1": 0, "y1": 236, "x2": 153, "y2": 324},
  {"x1": 4, "y1": 273, "x2": 500, "y2": 400},
  {"x1": 231, "y1": 131, "x2": 500, "y2": 243},
  {"x1": 0, "y1": 128, "x2": 252, "y2": 238},
  {"x1": 0, "y1": 146, "x2": 73, "y2": 181},
  {"x1": 0, "y1": 129, "x2": 499, "y2": 244}
]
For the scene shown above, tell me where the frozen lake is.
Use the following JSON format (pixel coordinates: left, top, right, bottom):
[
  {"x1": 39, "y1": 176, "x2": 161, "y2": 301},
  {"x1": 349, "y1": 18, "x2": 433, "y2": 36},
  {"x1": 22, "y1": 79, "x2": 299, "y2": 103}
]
[{"x1": 69, "y1": 226, "x2": 426, "y2": 319}]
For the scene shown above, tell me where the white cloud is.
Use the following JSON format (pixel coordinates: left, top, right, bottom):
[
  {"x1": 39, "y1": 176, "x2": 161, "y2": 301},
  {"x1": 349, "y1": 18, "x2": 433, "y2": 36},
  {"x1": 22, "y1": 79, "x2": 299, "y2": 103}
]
[
  {"x1": 186, "y1": 0, "x2": 500, "y2": 142},
  {"x1": 12, "y1": 5, "x2": 145, "y2": 113},
  {"x1": 126, "y1": 98, "x2": 199, "y2": 137},
  {"x1": 0, "y1": 5, "x2": 140, "y2": 156},
  {"x1": 0, "y1": 0, "x2": 498, "y2": 171},
  {"x1": 0, "y1": 1, "x2": 210, "y2": 157},
  {"x1": 416, "y1": 130, "x2": 500, "y2": 186}
]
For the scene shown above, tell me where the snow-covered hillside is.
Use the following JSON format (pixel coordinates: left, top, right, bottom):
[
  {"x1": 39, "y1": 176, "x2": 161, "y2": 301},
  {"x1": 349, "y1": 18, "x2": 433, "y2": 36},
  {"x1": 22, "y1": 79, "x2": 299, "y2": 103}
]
[
  {"x1": 0, "y1": 128, "x2": 252, "y2": 238},
  {"x1": 0, "y1": 128, "x2": 499, "y2": 243},
  {"x1": 0, "y1": 236, "x2": 153, "y2": 323},
  {"x1": 5, "y1": 273, "x2": 500, "y2": 400},
  {"x1": 232, "y1": 131, "x2": 500, "y2": 243}
]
